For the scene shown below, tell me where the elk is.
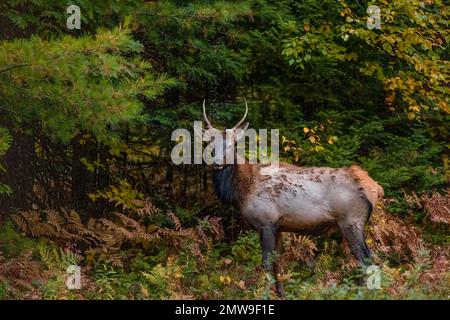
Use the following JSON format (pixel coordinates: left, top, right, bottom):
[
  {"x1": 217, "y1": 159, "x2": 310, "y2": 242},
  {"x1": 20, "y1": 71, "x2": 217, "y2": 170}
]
[{"x1": 201, "y1": 99, "x2": 384, "y2": 296}]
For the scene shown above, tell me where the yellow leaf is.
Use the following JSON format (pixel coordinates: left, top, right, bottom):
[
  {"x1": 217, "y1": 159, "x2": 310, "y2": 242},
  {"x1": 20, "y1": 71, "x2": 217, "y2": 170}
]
[
  {"x1": 407, "y1": 112, "x2": 416, "y2": 120},
  {"x1": 303, "y1": 127, "x2": 309, "y2": 133},
  {"x1": 314, "y1": 145, "x2": 324, "y2": 152},
  {"x1": 140, "y1": 285, "x2": 149, "y2": 298},
  {"x1": 409, "y1": 105, "x2": 420, "y2": 113},
  {"x1": 236, "y1": 280, "x2": 246, "y2": 290}
]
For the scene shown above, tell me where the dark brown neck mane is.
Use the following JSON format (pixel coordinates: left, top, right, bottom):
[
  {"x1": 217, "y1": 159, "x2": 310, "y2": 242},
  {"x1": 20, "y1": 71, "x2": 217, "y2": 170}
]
[{"x1": 213, "y1": 160, "x2": 254, "y2": 206}]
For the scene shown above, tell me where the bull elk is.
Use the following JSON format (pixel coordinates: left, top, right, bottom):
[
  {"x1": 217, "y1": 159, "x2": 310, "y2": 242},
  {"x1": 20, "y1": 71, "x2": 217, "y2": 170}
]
[{"x1": 201, "y1": 99, "x2": 384, "y2": 296}]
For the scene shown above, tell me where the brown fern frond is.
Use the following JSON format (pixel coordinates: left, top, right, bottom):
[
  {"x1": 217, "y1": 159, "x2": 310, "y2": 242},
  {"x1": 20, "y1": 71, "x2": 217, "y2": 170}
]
[
  {"x1": 281, "y1": 233, "x2": 317, "y2": 268},
  {"x1": 368, "y1": 205, "x2": 425, "y2": 262},
  {"x1": 134, "y1": 199, "x2": 160, "y2": 217},
  {"x1": 167, "y1": 211, "x2": 181, "y2": 231},
  {"x1": 422, "y1": 191, "x2": 450, "y2": 224}
]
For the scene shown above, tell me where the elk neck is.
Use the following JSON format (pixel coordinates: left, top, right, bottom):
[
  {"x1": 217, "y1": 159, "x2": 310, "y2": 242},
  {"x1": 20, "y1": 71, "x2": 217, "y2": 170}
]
[
  {"x1": 212, "y1": 157, "x2": 254, "y2": 206},
  {"x1": 213, "y1": 165, "x2": 237, "y2": 205}
]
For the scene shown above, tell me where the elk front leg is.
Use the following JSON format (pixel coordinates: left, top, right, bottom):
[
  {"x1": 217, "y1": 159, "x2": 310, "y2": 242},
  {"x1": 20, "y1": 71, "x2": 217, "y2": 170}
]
[
  {"x1": 260, "y1": 226, "x2": 276, "y2": 271},
  {"x1": 261, "y1": 225, "x2": 284, "y2": 296}
]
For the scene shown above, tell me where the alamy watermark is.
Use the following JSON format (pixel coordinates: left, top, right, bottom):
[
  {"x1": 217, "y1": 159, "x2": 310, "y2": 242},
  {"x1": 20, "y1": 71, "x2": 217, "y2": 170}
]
[
  {"x1": 66, "y1": 5, "x2": 81, "y2": 30},
  {"x1": 65, "y1": 4, "x2": 380, "y2": 31},
  {"x1": 366, "y1": 264, "x2": 382, "y2": 289},
  {"x1": 66, "y1": 264, "x2": 81, "y2": 290},
  {"x1": 170, "y1": 121, "x2": 280, "y2": 172},
  {"x1": 367, "y1": 5, "x2": 381, "y2": 30}
]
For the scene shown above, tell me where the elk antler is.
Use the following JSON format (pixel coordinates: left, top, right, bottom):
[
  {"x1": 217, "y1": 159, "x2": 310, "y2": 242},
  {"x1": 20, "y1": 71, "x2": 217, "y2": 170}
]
[
  {"x1": 203, "y1": 99, "x2": 213, "y2": 129},
  {"x1": 232, "y1": 97, "x2": 248, "y2": 130}
]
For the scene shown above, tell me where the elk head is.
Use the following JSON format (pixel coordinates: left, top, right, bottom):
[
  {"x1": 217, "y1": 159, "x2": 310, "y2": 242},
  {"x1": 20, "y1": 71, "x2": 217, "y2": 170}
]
[{"x1": 200, "y1": 99, "x2": 249, "y2": 169}]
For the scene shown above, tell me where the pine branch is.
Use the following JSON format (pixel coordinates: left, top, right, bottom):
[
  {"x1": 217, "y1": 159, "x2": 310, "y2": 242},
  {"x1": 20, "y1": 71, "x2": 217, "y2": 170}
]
[{"x1": 0, "y1": 63, "x2": 29, "y2": 74}]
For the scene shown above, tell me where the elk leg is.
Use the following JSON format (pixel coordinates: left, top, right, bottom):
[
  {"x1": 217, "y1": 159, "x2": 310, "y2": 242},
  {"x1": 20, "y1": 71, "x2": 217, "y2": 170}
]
[
  {"x1": 261, "y1": 226, "x2": 285, "y2": 296},
  {"x1": 339, "y1": 223, "x2": 372, "y2": 285},
  {"x1": 260, "y1": 226, "x2": 276, "y2": 271},
  {"x1": 274, "y1": 231, "x2": 285, "y2": 297}
]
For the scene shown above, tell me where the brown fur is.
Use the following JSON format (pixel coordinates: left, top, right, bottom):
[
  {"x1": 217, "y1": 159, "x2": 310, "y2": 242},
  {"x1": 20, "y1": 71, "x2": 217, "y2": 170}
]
[
  {"x1": 233, "y1": 163, "x2": 256, "y2": 204},
  {"x1": 348, "y1": 165, "x2": 384, "y2": 208}
]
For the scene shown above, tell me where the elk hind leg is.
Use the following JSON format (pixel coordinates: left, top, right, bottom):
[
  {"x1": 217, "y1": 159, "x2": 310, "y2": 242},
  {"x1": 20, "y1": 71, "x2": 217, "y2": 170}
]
[
  {"x1": 274, "y1": 231, "x2": 284, "y2": 297},
  {"x1": 339, "y1": 222, "x2": 372, "y2": 285}
]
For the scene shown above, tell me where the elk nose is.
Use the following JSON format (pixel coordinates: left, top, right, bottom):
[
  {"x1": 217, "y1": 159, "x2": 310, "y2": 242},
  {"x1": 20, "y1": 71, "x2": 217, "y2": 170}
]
[{"x1": 212, "y1": 164, "x2": 226, "y2": 170}]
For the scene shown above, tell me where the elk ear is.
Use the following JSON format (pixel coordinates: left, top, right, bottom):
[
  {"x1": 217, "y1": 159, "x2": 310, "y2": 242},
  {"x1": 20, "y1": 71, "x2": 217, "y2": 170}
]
[
  {"x1": 234, "y1": 122, "x2": 249, "y2": 142},
  {"x1": 194, "y1": 120, "x2": 219, "y2": 142}
]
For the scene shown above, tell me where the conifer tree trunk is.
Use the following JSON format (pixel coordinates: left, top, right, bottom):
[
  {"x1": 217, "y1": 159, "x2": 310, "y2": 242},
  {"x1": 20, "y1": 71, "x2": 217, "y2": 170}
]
[
  {"x1": 71, "y1": 134, "x2": 97, "y2": 215},
  {"x1": 0, "y1": 128, "x2": 35, "y2": 211}
]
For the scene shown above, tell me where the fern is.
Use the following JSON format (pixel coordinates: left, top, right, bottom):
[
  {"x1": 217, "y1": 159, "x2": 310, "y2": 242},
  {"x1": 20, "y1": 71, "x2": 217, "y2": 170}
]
[
  {"x1": 38, "y1": 243, "x2": 82, "y2": 270},
  {"x1": 12, "y1": 201, "x2": 223, "y2": 267}
]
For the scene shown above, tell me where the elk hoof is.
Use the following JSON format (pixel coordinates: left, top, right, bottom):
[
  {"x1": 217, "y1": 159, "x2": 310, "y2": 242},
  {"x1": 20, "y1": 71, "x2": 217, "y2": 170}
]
[{"x1": 276, "y1": 283, "x2": 285, "y2": 298}]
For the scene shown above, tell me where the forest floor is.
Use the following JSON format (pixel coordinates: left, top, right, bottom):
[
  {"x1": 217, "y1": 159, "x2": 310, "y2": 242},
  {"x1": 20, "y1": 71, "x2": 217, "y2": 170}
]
[{"x1": 0, "y1": 192, "x2": 449, "y2": 300}]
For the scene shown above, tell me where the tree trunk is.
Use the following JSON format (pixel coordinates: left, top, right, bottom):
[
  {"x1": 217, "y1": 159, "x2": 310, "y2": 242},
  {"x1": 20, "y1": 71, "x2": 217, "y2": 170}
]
[
  {"x1": 71, "y1": 134, "x2": 97, "y2": 216},
  {"x1": 0, "y1": 128, "x2": 35, "y2": 212}
]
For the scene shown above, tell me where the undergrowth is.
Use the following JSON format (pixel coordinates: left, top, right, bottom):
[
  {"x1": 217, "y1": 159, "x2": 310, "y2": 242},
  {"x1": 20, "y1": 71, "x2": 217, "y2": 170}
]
[{"x1": 0, "y1": 191, "x2": 448, "y2": 300}]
